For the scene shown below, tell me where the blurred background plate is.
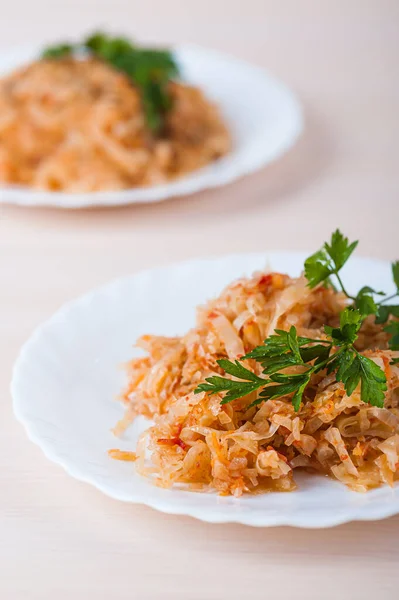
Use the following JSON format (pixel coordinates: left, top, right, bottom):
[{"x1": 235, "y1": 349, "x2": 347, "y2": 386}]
[
  {"x1": 0, "y1": 44, "x2": 303, "y2": 208},
  {"x1": 11, "y1": 252, "x2": 399, "y2": 527}
]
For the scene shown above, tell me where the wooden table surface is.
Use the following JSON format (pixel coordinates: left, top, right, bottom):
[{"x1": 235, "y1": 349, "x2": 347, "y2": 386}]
[{"x1": 1, "y1": 1, "x2": 399, "y2": 598}]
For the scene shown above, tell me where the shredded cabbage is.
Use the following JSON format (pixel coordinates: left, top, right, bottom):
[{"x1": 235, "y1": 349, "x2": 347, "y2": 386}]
[{"x1": 112, "y1": 271, "x2": 399, "y2": 495}]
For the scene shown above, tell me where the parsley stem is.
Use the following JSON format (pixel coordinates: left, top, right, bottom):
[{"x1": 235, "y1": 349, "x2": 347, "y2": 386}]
[
  {"x1": 334, "y1": 271, "x2": 356, "y2": 301},
  {"x1": 378, "y1": 293, "x2": 398, "y2": 306},
  {"x1": 299, "y1": 339, "x2": 332, "y2": 345},
  {"x1": 313, "y1": 346, "x2": 345, "y2": 374}
]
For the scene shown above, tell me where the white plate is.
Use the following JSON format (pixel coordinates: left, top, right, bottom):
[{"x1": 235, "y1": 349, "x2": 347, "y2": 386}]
[
  {"x1": 0, "y1": 44, "x2": 302, "y2": 208},
  {"x1": 12, "y1": 252, "x2": 399, "y2": 527}
]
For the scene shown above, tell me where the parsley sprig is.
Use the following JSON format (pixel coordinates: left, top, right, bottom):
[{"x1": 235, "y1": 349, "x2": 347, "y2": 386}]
[
  {"x1": 196, "y1": 310, "x2": 387, "y2": 410},
  {"x1": 305, "y1": 230, "x2": 399, "y2": 349},
  {"x1": 304, "y1": 230, "x2": 358, "y2": 298},
  {"x1": 195, "y1": 230, "x2": 398, "y2": 411},
  {"x1": 42, "y1": 32, "x2": 179, "y2": 132}
]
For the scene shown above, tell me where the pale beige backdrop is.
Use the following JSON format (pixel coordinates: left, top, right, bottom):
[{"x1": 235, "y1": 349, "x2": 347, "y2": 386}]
[{"x1": 1, "y1": 1, "x2": 399, "y2": 599}]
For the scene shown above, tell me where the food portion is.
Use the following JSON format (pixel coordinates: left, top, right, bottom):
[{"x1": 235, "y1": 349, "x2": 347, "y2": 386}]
[
  {"x1": 112, "y1": 231, "x2": 399, "y2": 496},
  {"x1": 0, "y1": 33, "x2": 230, "y2": 191}
]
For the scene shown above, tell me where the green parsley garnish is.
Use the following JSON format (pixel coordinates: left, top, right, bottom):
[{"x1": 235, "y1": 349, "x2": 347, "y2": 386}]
[
  {"x1": 304, "y1": 230, "x2": 358, "y2": 295},
  {"x1": 305, "y1": 231, "x2": 399, "y2": 348},
  {"x1": 42, "y1": 44, "x2": 74, "y2": 59},
  {"x1": 195, "y1": 230, "x2": 399, "y2": 411},
  {"x1": 42, "y1": 32, "x2": 179, "y2": 133}
]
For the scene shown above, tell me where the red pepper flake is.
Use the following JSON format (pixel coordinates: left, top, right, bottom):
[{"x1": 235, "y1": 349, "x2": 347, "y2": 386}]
[
  {"x1": 176, "y1": 438, "x2": 188, "y2": 450},
  {"x1": 259, "y1": 274, "x2": 273, "y2": 287},
  {"x1": 174, "y1": 423, "x2": 183, "y2": 437},
  {"x1": 208, "y1": 311, "x2": 219, "y2": 319},
  {"x1": 157, "y1": 438, "x2": 175, "y2": 445},
  {"x1": 158, "y1": 437, "x2": 188, "y2": 450}
]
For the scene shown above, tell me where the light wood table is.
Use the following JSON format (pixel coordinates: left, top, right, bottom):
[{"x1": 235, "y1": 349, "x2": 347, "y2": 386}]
[{"x1": 1, "y1": 1, "x2": 399, "y2": 598}]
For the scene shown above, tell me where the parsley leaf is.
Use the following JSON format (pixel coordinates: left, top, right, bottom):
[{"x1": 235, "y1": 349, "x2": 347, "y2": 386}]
[
  {"x1": 42, "y1": 44, "x2": 74, "y2": 59},
  {"x1": 217, "y1": 359, "x2": 264, "y2": 382},
  {"x1": 355, "y1": 286, "x2": 385, "y2": 316},
  {"x1": 244, "y1": 327, "x2": 331, "y2": 374},
  {"x1": 292, "y1": 379, "x2": 311, "y2": 411},
  {"x1": 85, "y1": 32, "x2": 134, "y2": 58},
  {"x1": 255, "y1": 372, "x2": 312, "y2": 410},
  {"x1": 356, "y1": 354, "x2": 387, "y2": 406},
  {"x1": 325, "y1": 230, "x2": 359, "y2": 271},
  {"x1": 375, "y1": 305, "x2": 399, "y2": 324},
  {"x1": 325, "y1": 307, "x2": 362, "y2": 345},
  {"x1": 255, "y1": 354, "x2": 300, "y2": 375},
  {"x1": 305, "y1": 230, "x2": 358, "y2": 290},
  {"x1": 244, "y1": 329, "x2": 293, "y2": 361},
  {"x1": 304, "y1": 250, "x2": 333, "y2": 289},
  {"x1": 287, "y1": 326, "x2": 302, "y2": 361},
  {"x1": 392, "y1": 261, "x2": 399, "y2": 291},
  {"x1": 194, "y1": 359, "x2": 266, "y2": 404},
  {"x1": 334, "y1": 349, "x2": 359, "y2": 395},
  {"x1": 195, "y1": 376, "x2": 262, "y2": 404},
  {"x1": 299, "y1": 343, "x2": 331, "y2": 364},
  {"x1": 331, "y1": 349, "x2": 386, "y2": 406},
  {"x1": 356, "y1": 293, "x2": 377, "y2": 317}
]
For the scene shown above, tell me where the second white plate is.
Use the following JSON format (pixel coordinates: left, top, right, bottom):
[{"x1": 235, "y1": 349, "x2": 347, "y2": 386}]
[
  {"x1": 0, "y1": 44, "x2": 303, "y2": 208},
  {"x1": 11, "y1": 252, "x2": 399, "y2": 527}
]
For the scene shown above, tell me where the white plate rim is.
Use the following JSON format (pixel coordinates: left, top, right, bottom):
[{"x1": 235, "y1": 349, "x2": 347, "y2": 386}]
[
  {"x1": 0, "y1": 43, "x2": 303, "y2": 208},
  {"x1": 11, "y1": 251, "x2": 399, "y2": 528}
]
